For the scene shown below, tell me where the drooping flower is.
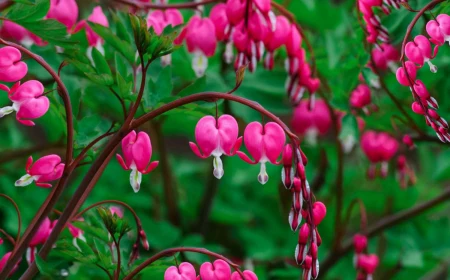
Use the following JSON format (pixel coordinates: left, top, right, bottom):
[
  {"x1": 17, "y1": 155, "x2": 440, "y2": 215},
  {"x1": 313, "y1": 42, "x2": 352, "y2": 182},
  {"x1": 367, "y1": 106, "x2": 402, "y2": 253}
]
[
  {"x1": 189, "y1": 115, "x2": 241, "y2": 179},
  {"x1": 0, "y1": 46, "x2": 28, "y2": 82},
  {"x1": 426, "y1": 14, "x2": 450, "y2": 46},
  {"x1": 74, "y1": 6, "x2": 109, "y2": 52},
  {"x1": 200, "y1": 259, "x2": 232, "y2": 280},
  {"x1": 0, "y1": 22, "x2": 45, "y2": 47},
  {"x1": 231, "y1": 270, "x2": 258, "y2": 280},
  {"x1": 27, "y1": 217, "x2": 52, "y2": 264},
  {"x1": 116, "y1": 130, "x2": 159, "y2": 193},
  {"x1": 110, "y1": 206, "x2": 124, "y2": 218},
  {"x1": 291, "y1": 99, "x2": 332, "y2": 143},
  {"x1": 0, "y1": 80, "x2": 49, "y2": 126},
  {"x1": 264, "y1": 15, "x2": 291, "y2": 70},
  {"x1": 405, "y1": 35, "x2": 438, "y2": 72},
  {"x1": 237, "y1": 122, "x2": 285, "y2": 184},
  {"x1": 147, "y1": 9, "x2": 184, "y2": 35},
  {"x1": 396, "y1": 61, "x2": 417, "y2": 87},
  {"x1": 47, "y1": 0, "x2": 79, "y2": 30},
  {"x1": 164, "y1": 262, "x2": 197, "y2": 280},
  {"x1": 210, "y1": 3, "x2": 230, "y2": 41},
  {"x1": 371, "y1": 43, "x2": 399, "y2": 72},
  {"x1": 175, "y1": 15, "x2": 217, "y2": 77},
  {"x1": 360, "y1": 131, "x2": 399, "y2": 178},
  {"x1": 356, "y1": 254, "x2": 379, "y2": 279},
  {"x1": 353, "y1": 234, "x2": 367, "y2": 254},
  {"x1": 350, "y1": 84, "x2": 372, "y2": 113},
  {"x1": 0, "y1": 252, "x2": 20, "y2": 276},
  {"x1": 15, "y1": 155, "x2": 65, "y2": 188}
]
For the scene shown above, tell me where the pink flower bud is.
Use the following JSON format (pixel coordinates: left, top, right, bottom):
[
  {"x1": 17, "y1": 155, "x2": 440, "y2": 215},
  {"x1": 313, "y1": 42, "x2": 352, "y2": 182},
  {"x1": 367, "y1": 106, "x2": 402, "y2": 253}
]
[
  {"x1": 371, "y1": 43, "x2": 399, "y2": 71},
  {"x1": 116, "y1": 131, "x2": 159, "y2": 193},
  {"x1": 0, "y1": 46, "x2": 27, "y2": 82},
  {"x1": 286, "y1": 25, "x2": 302, "y2": 57},
  {"x1": 357, "y1": 254, "x2": 379, "y2": 274},
  {"x1": 109, "y1": 206, "x2": 124, "y2": 218},
  {"x1": 164, "y1": 262, "x2": 197, "y2": 280},
  {"x1": 426, "y1": 14, "x2": 450, "y2": 46},
  {"x1": 302, "y1": 255, "x2": 312, "y2": 280},
  {"x1": 190, "y1": 115, "x2": 241, "y2": 179},
  {"x1": 281, "y1": 144, "x2": 294, "y2": 189},
  {"x1": 413, "y1": 80, "x2": 430, "y2": 100},
  {"x1": 298, "y1": 223, "x2": 310, "y2": 245},
  {"x1": 0, "y1": 80, "x2": 49, "y2": 126},
  {"x1": 200, "y1": 259, "x2": 231, "y2": 280},
  {"x1": 47, "y1": 0, "x2": 79, "y2": 30},
  {"x1": 15, "y1": 155, "x2": 64, "y2": 188},
  {"x1": 396, "y1": 61, "x2": 417, "y2": 86},
  {"x1": 411, "y1": 101, "x2": 425, "y2": 115},
  {"x1": 237, "y1": 122, "x2": 285, "y2": 184},
  {"x1": 405, "y1": 35, "x2": 438, "y2": 72},
  {"x1": 350, "y1": 84, "x2": 371, "y2": 109},
  {"x1": 353, "y1": 234, "x2": 368, "y2": 254},
  {"x1": 402, "y1": 134, "x2": 415, "y2": 149},
  {"x1": 231, "y1": 270, "x2": 258, "y2": 280},
  {"x1": 74, "y1": 6, "x2": 109, "y2": 47},
  {"x1": 210, "y1": 4, "x2": 230, "y2": 41},
  {"x1": 291, "y1": 99, "x2": 332, "y2": 137},
  {"x1": 289, "y1": 207, "x2": 302, "y2": 231},
  {"x1": 264, "y1": 16, "x2": 291, "y2": 51},
  {"x1": 147, "y1": 9, "x2": 183, "y2": 35},
  {"x1": 312, "y1": 202, "x2": 326, "y2": 225}
]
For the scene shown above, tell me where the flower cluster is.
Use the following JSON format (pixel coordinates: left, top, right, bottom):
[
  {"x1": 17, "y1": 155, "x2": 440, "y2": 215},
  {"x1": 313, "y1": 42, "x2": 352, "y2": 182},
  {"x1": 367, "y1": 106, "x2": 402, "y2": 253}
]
[
  {"x1": 396, "y1": 14, "x2": 450, "y2": 142},
  {"x1": 164, "y1": 260, "x2": 258, "y2": 280},
  {"x1": 360, "y1": 130, "x2": 398, "y2": 178},
  {"x1": 353, "y1": 234, "x2": 379, "y2": 280}
]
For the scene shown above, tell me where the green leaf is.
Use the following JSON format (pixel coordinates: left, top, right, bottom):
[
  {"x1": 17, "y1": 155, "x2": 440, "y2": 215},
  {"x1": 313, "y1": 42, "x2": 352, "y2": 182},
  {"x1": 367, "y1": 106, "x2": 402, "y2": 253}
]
[
  {"x1": 177, "y1": 76, "x2": 206, "y2": 97},
  {"x1": 91, "y1": 48, "x2": 113, "y2": 79},
  {"x1": 35, "y1": 255, "x2": 58, "y2": 276},
  {"x1": 338, "y1": 114, "x2": 359, "y2": 143},
  {"x1": 143, "y1": 66, "x2": 173, "y2": 109},
  {"x1": 17, "y1": 19, "x2": 74, "y2": 47},
  {"x1": 129, "y1": 14, "x2": 151, "y2": 55},
  {"x1": 90, "y1": 22, "x2": 136, "y2": 64},
  {"x1": 6, "y1": 0, "x2": 50, "y2": 23}
]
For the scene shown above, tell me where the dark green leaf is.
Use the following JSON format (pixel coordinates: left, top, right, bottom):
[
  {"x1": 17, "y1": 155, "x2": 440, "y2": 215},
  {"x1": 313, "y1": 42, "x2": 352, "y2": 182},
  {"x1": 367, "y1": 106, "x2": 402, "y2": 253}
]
[{"x1": 6, "y1": 0, "x2": 49, "y2": 23}]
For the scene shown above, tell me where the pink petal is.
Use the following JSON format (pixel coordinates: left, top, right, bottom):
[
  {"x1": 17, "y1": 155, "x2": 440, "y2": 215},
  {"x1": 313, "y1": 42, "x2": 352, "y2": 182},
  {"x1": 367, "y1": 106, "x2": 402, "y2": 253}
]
[
  {"x1": 16, "y1": 96, "x2": 50, "y2": 120},
  {"x1": 131, "y1": 132, "x2": 152, "y2": 172},
  {"x1": 47, "y1": 0, "x2": 79, "y2": 29},
  {"x1": 217, "y1": 114, "x2": 239, "y2": 155},
  {"x1": 30, "y1": 217, "x2": 52, "y2": 246},
  {"x1": 263, "y1": 122, "x2": 285, "y2": 164},
  {"x1": 29, "y1": 155, "x2": 62, "y2": 176},
  {"x1": 36, "y1": 163, "x2": 65, "y2": 183},
  {"x1": 116, "y1": 154, "x2": 129, "y2": 170},
  {"x1": 194, "y1": 115, "x2": 220, "y2": 157},
  {"x1": 122, "y1": 130, "x2": 137, "y2": 169}
]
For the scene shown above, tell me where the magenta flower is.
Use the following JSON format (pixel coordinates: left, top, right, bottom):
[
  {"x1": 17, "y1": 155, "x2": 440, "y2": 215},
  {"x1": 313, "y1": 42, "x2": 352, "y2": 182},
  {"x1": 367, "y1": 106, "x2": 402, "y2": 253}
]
[
  {"x1": 175, "y1": 15, "x2": 217, "y2": 77},
  {"x1": 110, "y1": 206, "x2": 124, "y2": 218},
  {"x1": 396, "y1": 61, "x2": 417, "y2": 86},
  {"x1": 210, "y1": 4, "x2": 230, "y2": 41},
  {"x1": 371, "y1": 43, "x2": 399, "y2": 71},
  {"x1": 291, "y1": 99, "x2": 332, "y2": 141},
  {"x1": 164, "y1": 262, "x2": 197, "y2": 280},
  {"x1": 281, "y1": 144, "x2": 294, "y2": 189},
  {"x1": 312, "y1": 201, "x2": 327, "y2": 226},
  {"x1": 237, "y1": 122, "x2": 285, "y2": 184},
  {"x1": 295, "y1": 223, "x2": 310, "y2": 264},
  {"x1": 225, "y1": 0, "x2": 246, "y2": 26},
  {"x1": 0, "y1": 252, "x2": 20, "y2": 276},
  {"x1": 405, "y1": 35, "x2": 438, "y2": 72},
  {"x1": 426, "y1": 14, "x2": 450, "y2": 46},
  {"x1": 147, "y1": 9, "x2": 183, "y2": 35},
  {"x1": 0, "y1": 80, "x2": 49, "y2": 126},
  {"x1": 350, "y1": 84, "x2": 371, "y2": 112},
  {"x1": 360, "y1": 131, "x2": 399, "y2": 178},
  {"x1": 357, "y1": 254, "x2": 379, "y2": 276},
  {"x1": 27, "y1": 217, "x2": 52, "y2": 264},
  {"x1": 353, "y1": 234, "x2": 368, "y2": 254},
  {"x1": 47, "y1": 0, "x2": 79, "y2": 30},
  {"x1": 116, "y1": 131, "x2": 159, "y2": 193},
  {"x1": 0, "y1": 22, "x2": 45, "y2": 47},
  {"x1": 231, "y1": 270, "x2": 258, "y2": 280},
  {"x1": 15, "y1": 155, "x2": 65, "y2": 188},
  {"x1": 0, "y1": 46, "x2": 28, "y2": 83},
  {"x1": 264, "y1": 15, "x2": 291, "y2": 69},
  {"x1": 200, "y1": 259, "x2": 231, "y2": 280},
  {"x1": 190, "y1": 115, "x2": 241, "y2": 179},
  {"x1": 74, "y1": 6, "x2": 109, "y2": 49}
]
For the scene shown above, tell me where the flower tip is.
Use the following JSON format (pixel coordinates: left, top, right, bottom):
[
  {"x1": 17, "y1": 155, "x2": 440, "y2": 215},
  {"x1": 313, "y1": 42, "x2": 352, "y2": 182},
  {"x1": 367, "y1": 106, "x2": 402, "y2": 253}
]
[{"x1": 258, "y1": 172, "x2": 268, "y2": 185}]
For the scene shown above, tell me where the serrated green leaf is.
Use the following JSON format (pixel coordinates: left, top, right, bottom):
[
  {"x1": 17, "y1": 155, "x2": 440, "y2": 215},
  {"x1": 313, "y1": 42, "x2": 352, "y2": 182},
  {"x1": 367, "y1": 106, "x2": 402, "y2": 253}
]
[
  {"x1": 35, "y1": 255, "x2": 58, "y2": 276},
  {"x1": 6, "y1": 0, "x2": 49, "y2": 23},
  {"x1": 91, "y1": 47, "x2": 113, "y2": 77},
  {"x1": 17, "y1": 19, "x2": 75, "y2": 47}
]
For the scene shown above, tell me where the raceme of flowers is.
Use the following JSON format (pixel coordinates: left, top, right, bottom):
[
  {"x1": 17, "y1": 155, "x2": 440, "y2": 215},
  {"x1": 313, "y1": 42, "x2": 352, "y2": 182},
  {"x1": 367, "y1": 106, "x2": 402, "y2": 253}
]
[
  {"x1": 353, "y1": 234, "x2": 379, "y2": 280},
  {"x1": 164, "y1": 260, "x2": 258, "y2": 280},
  {"x1": 396, "y1": 14, "x2": 450, "y2": 143}
]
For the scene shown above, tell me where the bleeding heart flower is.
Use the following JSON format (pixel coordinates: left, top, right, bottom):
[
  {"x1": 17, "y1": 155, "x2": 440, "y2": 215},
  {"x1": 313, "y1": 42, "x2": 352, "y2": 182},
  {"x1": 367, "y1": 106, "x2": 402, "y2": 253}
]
[
  {"x1": 396, "y1": 61, "x2": 417, "y2": 87},
  {"x1": 291, "y1": 99, "x2": 332, "y2": 142},
  {"x1": 74, "y1": 6, "x2": 109, "y2": 50},
  {"x1": 0, "y1": 46, "x2": 28, "y2": 83},
  {"x1": 175, "y1": 15, "x2": 217, "y2": 77},
  {"x1": 357, "y1": 254, "x2": 379, "y2": 275},
  {"x1": 0, "y1": 80, "x2": 49, "y2": 126},
  {"x1": 237, "y1": 122, "x2": 286, "y2": 184},
  {"x1": 164, "y1": 262, "x2": 197, "y2": 280},
  {"x1": 225, "y1": 0, "x2": 246, "y2": 26},
  {"x1": 426, "y1": 14, "x2": 450, "y2": 46},
  {"x1": 147, "y1": 9, "x2": 183, "y2": 35},
  {"x1": 353, "y1": 234, "x2": 368, "y2": 254},
  {"x1": 0, "y1": 22, "x2": 45, "y2": 47},
  {"x1": 231, "y1": 270, "x2": 258, "y2": 280},
  {"x1": 26, "y1": 217, "x2": 53, "y2": 265},
  {"x1": 0, "y1": 252, "x2": 20, "y2": 276},
  {"x1": 312, "y1": 202, "x2": 326, "y2": 225},
  {"x1": 189, "y1": 115, "x2": 241, "y2": 179},
  {"x1": 371, "y1": 43, "x2": 399, "y2": 72},
  {"x1": 350, "y1": 84, "x2": 372, "y2": 110},
  {"x1": 264, "y1": 16, "x2": 291, "y2": 70},
  {"x1": 405, "y1": 35, "x2": 438, "y2": 72},
  {"x1": 210, "y1": 4, "x2": 230, "y2": 41},
  {"x1": 281, "y1": 144, "x2": 294, "y2": 189},
  {"x1": 15, "y1": 155, "x2": 65, "y2": 188},
  {"x1": 116, "y1": 130, "x2": 159, "y2": 193},
  {"x1": 110, "y1": 206, "x2": 124, "y2": 218},
  {"x1": 47, "y1": 0, "x2": 79, "y2": 30},
  {"x1": 361, "y1": 130, "x2": 399, "y2": 178},
  {"x1": 200, "y1": 259, "x2": 231, "y2": 280}
]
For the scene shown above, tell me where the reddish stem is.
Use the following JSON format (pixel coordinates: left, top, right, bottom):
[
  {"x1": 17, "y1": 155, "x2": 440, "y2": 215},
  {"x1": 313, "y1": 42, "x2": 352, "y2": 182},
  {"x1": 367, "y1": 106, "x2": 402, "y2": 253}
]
[
  {"x1": 115, "y1": 0, "x2": 219, "y2": 10},
  {"x1": 123, "y1": 247, "x2": 245, "y2": 279},
  {"x1": 0, "y1": 194, "x2": 22, "y2": 244}
]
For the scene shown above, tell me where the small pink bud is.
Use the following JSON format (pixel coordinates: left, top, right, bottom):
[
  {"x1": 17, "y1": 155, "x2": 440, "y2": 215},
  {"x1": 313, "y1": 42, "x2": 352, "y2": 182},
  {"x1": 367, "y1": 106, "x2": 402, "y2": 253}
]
[
  {"x1": 353, "y1": 234, "x2": 368, "y2": 254},
  {"x1": 350, "y1": 84, "x2": 371, "y2": 109},
  {"x1": 402, "y1": 134, "x2": 415, "y2": 149},
  {"x1": 281, "y1": 144, "x2": 294, "y2": 189},
  {"x1": 411, "y1": 101, "x2": 425, "y2": 115},
  {"x1": 298, "y1": 223, "x2": 310, "y2": 245},
  {"x1": 289, "y1": 207, "x2": 302, "y2": 231},
  {"x1": 109, "y1": 206, "x2": 124, "y2": 218},
  {"x1": 0, "y1": 46, "x2": 28, "y2": 82},
  {"x1": 396, "y1": 61, "x2": 417, "y2": 86},
  {"x1": 0, "y1": 251, "x2": 20, "y2": 276},
  {"x1": 312, "y1": 202, "x2": 326, "y2": 225}
]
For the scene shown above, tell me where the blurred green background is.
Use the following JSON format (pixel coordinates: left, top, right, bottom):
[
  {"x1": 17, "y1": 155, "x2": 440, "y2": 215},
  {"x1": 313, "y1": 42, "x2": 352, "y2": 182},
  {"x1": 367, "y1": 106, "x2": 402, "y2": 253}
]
[{"x1": 1, "y1": 0, "x2": 450, "y2": 279}]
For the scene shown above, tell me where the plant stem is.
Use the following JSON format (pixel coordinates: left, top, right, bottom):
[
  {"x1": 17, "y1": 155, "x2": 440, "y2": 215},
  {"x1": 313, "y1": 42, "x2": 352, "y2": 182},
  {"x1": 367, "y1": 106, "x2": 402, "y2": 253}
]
[
  {"x1": 0, "y1": 194, "x2": 21, "y2": 244},
  {"x1": 123, "y1": 247, "x2": 245, "y2": 279},
  {"x1": 320, "y1": 186, "x2": 450, "y2": 276},
  {"x1": 115, "y1": 0, "x2": 219, "y2": 10}
]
